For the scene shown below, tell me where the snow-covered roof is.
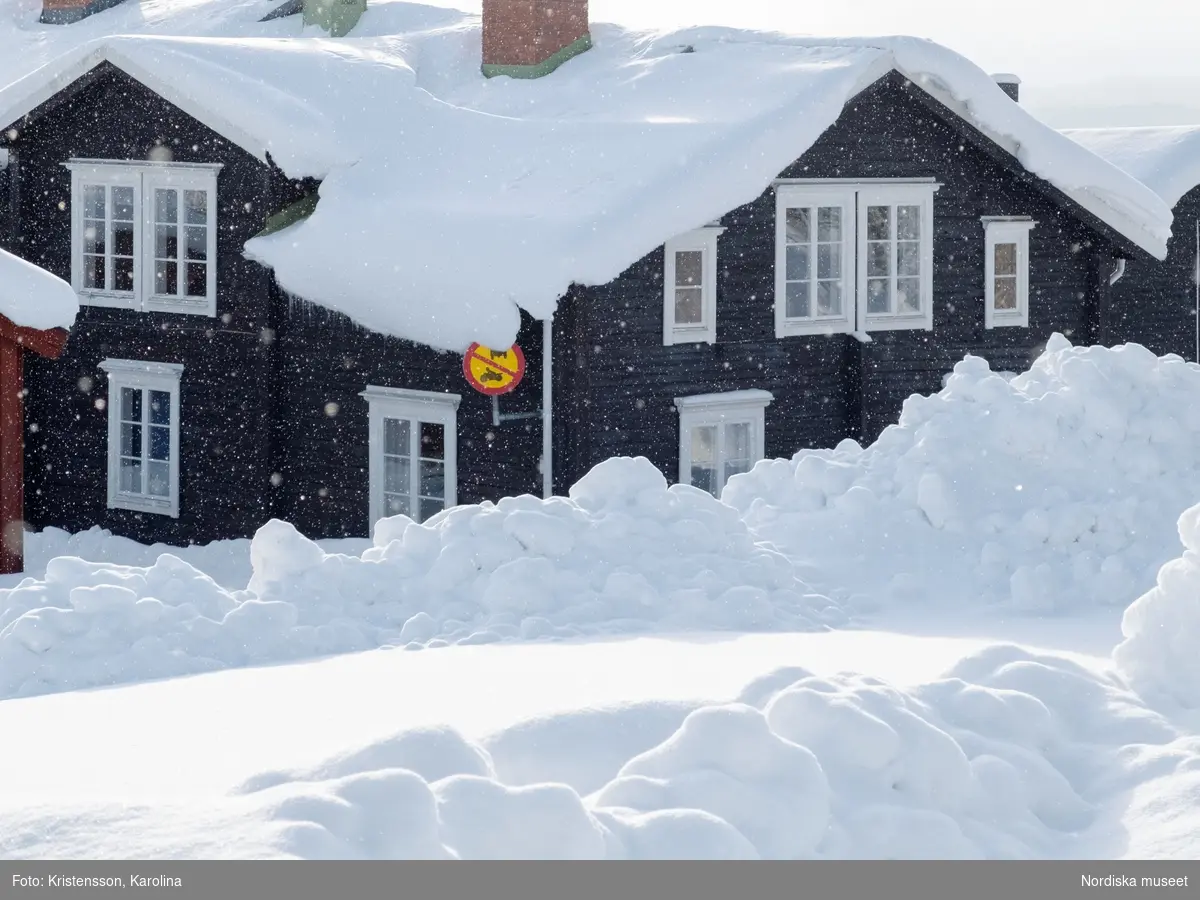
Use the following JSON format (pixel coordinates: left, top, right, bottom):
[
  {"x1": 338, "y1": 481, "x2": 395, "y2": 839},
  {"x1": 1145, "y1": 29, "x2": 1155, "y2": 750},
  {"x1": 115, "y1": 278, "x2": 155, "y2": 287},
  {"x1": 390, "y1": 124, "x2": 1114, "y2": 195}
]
[
  {"x1": 1063, "y1": 125, "x2": 1200, "y2": 210},
  {"x1": 0, "y1": 246, "x2": 78, "y2": 331},
  {"x1": 0, "y1": 0, "x2": 1175, "y2": 351}
]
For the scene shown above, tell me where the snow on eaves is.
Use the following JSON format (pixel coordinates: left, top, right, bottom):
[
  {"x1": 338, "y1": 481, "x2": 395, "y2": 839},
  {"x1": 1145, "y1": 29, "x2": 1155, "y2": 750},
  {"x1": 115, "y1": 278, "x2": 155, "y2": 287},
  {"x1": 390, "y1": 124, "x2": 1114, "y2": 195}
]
[
  {"x1": 0, "y1": 247, "x2": 77, "y2": 331},
  {"x1": 1064, "y1": 125, "x2": 1200, "y2": 210},
  {"x1": 0, "y1": 1, "x2": 1174, "y2": 351}
]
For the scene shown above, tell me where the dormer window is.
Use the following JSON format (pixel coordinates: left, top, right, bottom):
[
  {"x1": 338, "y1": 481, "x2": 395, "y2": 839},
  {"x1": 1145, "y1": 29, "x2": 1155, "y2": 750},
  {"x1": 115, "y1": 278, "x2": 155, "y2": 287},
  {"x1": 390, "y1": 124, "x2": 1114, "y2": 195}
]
[
  {"x1": 663, "y1": 227, "x2": 723, "y2": 345},
  {"x1": 66, "y1": 160, "x2": 221, "y2": 316}
]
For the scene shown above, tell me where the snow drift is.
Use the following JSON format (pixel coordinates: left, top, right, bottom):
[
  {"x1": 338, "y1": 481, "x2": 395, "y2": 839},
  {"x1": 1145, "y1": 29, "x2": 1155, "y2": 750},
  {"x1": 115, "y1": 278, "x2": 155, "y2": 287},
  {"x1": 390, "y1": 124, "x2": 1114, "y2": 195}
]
[
  {"x1": 727, "y1": 334, "x2": 1200, "y2": 614},
  {"x1": 0, "y1": 246, "x2": 77, "y2": 330},
  {"x1": 0, "y1": 458, "x2": 843, "y2": 700}
]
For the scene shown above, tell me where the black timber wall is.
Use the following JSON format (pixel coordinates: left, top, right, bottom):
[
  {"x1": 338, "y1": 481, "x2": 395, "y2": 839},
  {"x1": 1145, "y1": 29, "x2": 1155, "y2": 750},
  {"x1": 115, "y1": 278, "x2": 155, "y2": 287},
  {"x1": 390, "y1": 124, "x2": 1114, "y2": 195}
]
[
  {"x1": 5, "y1": 66, "x2": 283, "y2": 544},
  {"x1": 269, "y1": 299, "x2": 546, "y2": 539},
  {"x1": 1108, "y1": 186, "x2": 1200, "y2": 360},
  {"x1": 555, "y1": 75, "x2": 1123, "y2": 487}
]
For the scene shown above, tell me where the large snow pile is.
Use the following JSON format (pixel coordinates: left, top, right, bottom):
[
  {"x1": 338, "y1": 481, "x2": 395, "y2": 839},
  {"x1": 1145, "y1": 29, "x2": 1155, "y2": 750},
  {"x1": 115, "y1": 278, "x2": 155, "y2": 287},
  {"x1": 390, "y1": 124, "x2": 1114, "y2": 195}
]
[
  {"x1": 1113, "y1": 503, "x2": 1200, "y2": 709},
  {"x1": 726, "y1": 335, "x2": 1200, "y2": 614},
  {"x1": 0, "y1": 458, "x2": 843, "y2": 700},
  {"x1": 1065, "y1": 125, "x2": 1200, "y2": 208},
  {"x1": 0, "y1": 246, "x2": 77, "y2": 330},
  {"x1": 0, "y1": 1, "x2": 1171, "y2": 350},
  {"x1": 219, "y1": 646, "x2": 1182, "y2": 859}
]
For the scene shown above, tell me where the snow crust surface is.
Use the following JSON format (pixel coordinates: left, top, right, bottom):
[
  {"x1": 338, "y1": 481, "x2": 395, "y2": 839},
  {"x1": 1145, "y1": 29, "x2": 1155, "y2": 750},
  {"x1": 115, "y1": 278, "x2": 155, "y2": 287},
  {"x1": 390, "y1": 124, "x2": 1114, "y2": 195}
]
[
  {"x1": 1065, "y1": 125, "x2": 1200, "y2": 209},
  {"x1": 0, "y1": 246, "x2": 77, "y2": 330}
]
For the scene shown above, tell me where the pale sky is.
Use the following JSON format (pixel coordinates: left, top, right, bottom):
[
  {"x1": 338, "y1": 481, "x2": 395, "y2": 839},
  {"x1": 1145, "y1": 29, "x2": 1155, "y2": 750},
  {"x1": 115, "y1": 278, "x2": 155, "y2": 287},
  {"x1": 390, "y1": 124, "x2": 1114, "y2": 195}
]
[{"x1": 446, "y1": 0, "x2": 1200, "y2": 126}]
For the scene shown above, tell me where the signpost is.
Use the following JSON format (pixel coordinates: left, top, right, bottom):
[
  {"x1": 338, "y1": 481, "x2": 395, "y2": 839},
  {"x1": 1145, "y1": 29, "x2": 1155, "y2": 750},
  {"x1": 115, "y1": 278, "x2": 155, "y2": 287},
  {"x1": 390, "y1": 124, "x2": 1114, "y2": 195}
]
[{"x1": 463, "y1": 343, "x2": 526, "y2": 396}]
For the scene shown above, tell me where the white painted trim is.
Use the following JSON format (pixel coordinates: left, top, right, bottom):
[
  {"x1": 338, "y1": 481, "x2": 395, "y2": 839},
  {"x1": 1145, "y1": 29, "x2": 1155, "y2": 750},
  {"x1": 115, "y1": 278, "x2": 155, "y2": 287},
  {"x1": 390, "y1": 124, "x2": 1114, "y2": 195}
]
[
  {"x1": 674, "y1": 391, "x2": 772, "y2": 498},
  {"x1": 663, "y1": 227, "x2": 723, "y2": 345},
  {"x1": 100, "y1": 358, "x2": 183, "y2": 519},
  {"x1": 362, "y1": 386, "x2": 460, "y2": 532},
  {"x1": 774, "y1": 177, "x2": 941, "y2": 186},
  {"x1": 542, "y1": 315, "x2": 553, "y2": 499},
  {"x1": 141, "y1": 166, "x2": 219, "y2": 317},
  {"x1": 856, "y1": 183, "x2": 937, "y2": 333},
  {"x1": 774, "y1": 185, "x2": 856, "y2": 338},
  {"x1": 983, "y1": 219, "x2": 1034, "y2": 329}
]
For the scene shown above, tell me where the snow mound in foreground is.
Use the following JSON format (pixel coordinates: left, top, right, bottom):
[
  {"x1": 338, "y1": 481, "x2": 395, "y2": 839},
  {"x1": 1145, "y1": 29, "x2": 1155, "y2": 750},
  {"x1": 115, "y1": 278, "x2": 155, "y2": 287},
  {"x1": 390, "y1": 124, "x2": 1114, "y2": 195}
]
[
  {"x1": 1114, "y1": 503, "x2": 1200, "y2": 709},
  {"x1": 225, "y1": 646, "x2": 1179, "y2": 859},
  {"x1": 0, "y1": 458, "x2": 843, "y2": 699},
  {"x1": 726, "y1": 335, "x2": 1200, "y2": 612}
]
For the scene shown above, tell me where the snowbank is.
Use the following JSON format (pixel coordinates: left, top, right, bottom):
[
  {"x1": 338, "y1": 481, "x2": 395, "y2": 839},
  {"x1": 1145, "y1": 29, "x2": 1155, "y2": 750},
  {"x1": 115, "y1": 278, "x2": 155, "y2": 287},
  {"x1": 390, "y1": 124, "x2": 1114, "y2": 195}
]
[
  {"x1": 726, "y1": 335, "x2": 1200, "y2": 613},
  {"x1": 0, "y1": 246, "x2": 77, "y2": 330},
  {"x1": 0, "y1": 458, "x2": 843, "y2": 700},
  {"x1": 220, "y1": 645, "x2": 1179, "y2": 859},
  {"x1": 0, "y1": 2, "x2": 1171, "y2": 350},
  {"x1": 1113, "y1": 504, "x2": 1200, "y2": 709},
  {"x1": 1065, "y1": 125, "x2": 1200, "y2": 208}
]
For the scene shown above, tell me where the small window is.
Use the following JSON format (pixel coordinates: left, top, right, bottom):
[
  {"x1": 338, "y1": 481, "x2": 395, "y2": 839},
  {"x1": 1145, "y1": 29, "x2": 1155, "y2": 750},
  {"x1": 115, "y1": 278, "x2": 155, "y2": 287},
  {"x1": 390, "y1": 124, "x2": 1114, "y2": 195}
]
[
  {"x1": 674, "y1": 390, "x2": 772, "y2": 498},
  {"x1": 67, "y1": 160, "x2": 220, "y2": 316},
  {"x1": 984, "y1": 219, "x2": 1034, "y2": 328},
  {"x1": 663, "y1": 228, "x2": 723, "y2": 345},
  {"x1": 362, "y1": 386, "x2": 460, "y2": 530},
  {"x1": 99, "y1": 359, "x2": 183, "y2": 518},
  {"x1": 856, "y1": 185, "x2": 935, "y2": 332}
]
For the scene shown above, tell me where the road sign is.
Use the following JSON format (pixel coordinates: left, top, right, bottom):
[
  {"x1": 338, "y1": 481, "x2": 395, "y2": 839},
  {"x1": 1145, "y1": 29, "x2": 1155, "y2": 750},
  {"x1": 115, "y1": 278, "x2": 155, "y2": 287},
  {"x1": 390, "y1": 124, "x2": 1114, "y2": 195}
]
[{"x1": 463, "y1": 342, "x2": 526, "y2": 396}]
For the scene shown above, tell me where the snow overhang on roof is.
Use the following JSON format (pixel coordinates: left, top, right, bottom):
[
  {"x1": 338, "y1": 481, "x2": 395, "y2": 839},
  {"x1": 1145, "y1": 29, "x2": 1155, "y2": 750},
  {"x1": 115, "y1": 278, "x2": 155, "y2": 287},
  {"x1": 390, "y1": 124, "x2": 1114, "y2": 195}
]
[
  {"x1": 0, "y1": 6, "x2": 1175, "y2": 352},
  {"x1": 1064, "y1": 125, "x2": 1200, "y2": 210}
]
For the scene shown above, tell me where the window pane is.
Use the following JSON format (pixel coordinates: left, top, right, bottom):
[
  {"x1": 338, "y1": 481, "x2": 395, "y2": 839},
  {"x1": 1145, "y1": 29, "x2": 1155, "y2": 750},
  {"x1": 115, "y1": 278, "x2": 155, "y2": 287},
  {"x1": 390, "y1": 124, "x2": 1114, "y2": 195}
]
[
  {"x1": 112, "y1": 187, "x2": 134, "y2": 221},
  {"x1": 867, "y1": 278, "x2": 891, "y2": 314},
  {"x1": 146, "y1": 461, "x2": 171, "y2": 498},
  {"x1": 184, "y1": 190, "x2": 207, "y2": 225},
  {"x1": 867, "y1": 205, "x2": 890, "y2": 240},
  {"x1": 994, "y1": 242, "x2": 1017, "y2": 276},
  {"x1": 385, "y1": 456, "x2": 410, "y2": 494},
  {"x1": 726, "y1": 422, "x2": 751, "y2": 461},
  {"x1": 785, "y1": 207, "x2": 810, "y2": 244},
  {"x1": 691, "y1": 425, "x2": 716, "y2": 466},
  {"x1": 867, "y1": 242, "x2": 891, "y2": 277},
  {"x1": 148, "y1": 425, "x2": 170, "y2": 461},
  {"x1": 120, "y1": 422, "x2": 141, "y2": 458},
  {"x1": 155, "y1": 262, "x2": 178, "y2": 295},
  {"x1": 674, "y1": 287, "x2": 703, "y2": 325},
  {"x1": 83, "y1": 221, "x2": 105, "y2": 256},
  {"x1": 897, "y1": 205, "x2": 921, "y2": 240},
  {"x1": 121, "y1": 387, "x2": 142, "y2": 423},
  {"x1": 897, "y1": 242, "x2": 920, "y2": 277},
  {"x1": 113, "y1": 219, "x2": 134, "y2": 257},
  {"x1": 817, "y1": 207, "x2": 841, "y2": 242},
  {"x1": 384, "y1": 418, "x2": 410, "y2": 457},
  {"x1": 155, "y1": 189, "x2": 178, "y2": 224},
  {"x1": 119, "y1": 457, "x2": 142, "y2": 494},
  {"x1": 785, "y1": 281, "x2": 810, "y2": 319},
  {"x1": 674, "y1": 250, "x2": 703, "y2": 288},
  {"x1": 817, "y1": 281, "x2": 842, "y2": 316},
  {"x1": 817, "y1": 243, "x2": 840, "y2": 279},
  {"x1": 186, "y1": 263, "x2": 207, "y2": 298},
  {"x1": 113, "y1": 257, "x2": 134, "y2": 293},
  {"x1": 994, "y1": 276, "x2": 1018, "y2": 310},
  {"x1": 83, "y1": 255, "x2": 105, "y2": 290},
  {"x1": 786, "y1": 245, "x2": 810, "y2": 281},
  {"x1": 155, "y1": 224, "x2": 178, "y2": 260},
  {"x1": 419, "y1": 421, "x2": 444, "y2": 460},
  {"x1": 419, "y1": 498, "x2": 445, "y2": 522},
  {"x1": 897, "y1": 277, "x2": 922, "y2": 314},
  {"x1": 419, "y1": 460, "x2": 445, "y2": 499},
  {"x1": 384, "y1": 493, "x2": 411, "y2": 518},
  {"x1": 83, "y1": 185, "x2": 106, "y2": 219},
  {"x1": 148, "y1": 391, "x2": 171, "y2": 425}
]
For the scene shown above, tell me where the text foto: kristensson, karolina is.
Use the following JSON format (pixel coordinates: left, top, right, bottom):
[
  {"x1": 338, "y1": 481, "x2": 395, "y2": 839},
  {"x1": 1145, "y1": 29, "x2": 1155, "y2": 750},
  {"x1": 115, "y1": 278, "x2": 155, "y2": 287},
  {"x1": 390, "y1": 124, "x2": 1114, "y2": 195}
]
[{"x1": 12, "y1": 875, "x2": 183, "y2": 889}]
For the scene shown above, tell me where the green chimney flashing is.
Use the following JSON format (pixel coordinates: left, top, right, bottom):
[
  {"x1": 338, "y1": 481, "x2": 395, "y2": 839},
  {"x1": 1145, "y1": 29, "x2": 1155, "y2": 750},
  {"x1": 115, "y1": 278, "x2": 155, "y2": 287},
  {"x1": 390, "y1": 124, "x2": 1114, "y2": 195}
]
[
  {"x1": 302, "y1": 0, "x2": 365, "y2": 37},
  {"x1": 482, "y1": 33, "x2": 592, "y2": 79}
]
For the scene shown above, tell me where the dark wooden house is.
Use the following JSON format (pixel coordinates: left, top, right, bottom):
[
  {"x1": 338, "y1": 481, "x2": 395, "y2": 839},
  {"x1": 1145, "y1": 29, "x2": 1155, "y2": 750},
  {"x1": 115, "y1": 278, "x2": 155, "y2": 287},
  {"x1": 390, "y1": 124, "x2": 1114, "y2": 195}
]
[{"x1": 0, "y1": 0, "x2": 1174, "y2": 549}]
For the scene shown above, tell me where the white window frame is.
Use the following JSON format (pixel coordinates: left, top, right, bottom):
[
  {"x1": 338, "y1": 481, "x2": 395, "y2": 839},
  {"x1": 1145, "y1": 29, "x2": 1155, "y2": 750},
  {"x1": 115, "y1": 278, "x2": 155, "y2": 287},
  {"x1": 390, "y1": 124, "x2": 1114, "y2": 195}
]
[
  {"x1": 100, "y1": 358, "x2": 183, "y2": 518},
  {"x1": 774, "y1": 186, "x2": 856, "y2": 337},
  {"x1": 362, "y1": 386, "x2": 460, "y2": 531},
  {"x1": 983, "y1": 218, "x2": 1035, "y2": 328},
  {"x1": 855, "y1": 184, "x2": 936, "y2": 333},
  {"x1": 674, "y1": 390, "x2": 772, "y2": 499},
  {"x1": 67, "y1": 159, "x2": 221, "y2": 317},
  {"x1": 774, "y1": 181, "x2": 938, "y2": 337},
  {"x1": 663, "y1": 227, "x2": 724, "y2": 345}
]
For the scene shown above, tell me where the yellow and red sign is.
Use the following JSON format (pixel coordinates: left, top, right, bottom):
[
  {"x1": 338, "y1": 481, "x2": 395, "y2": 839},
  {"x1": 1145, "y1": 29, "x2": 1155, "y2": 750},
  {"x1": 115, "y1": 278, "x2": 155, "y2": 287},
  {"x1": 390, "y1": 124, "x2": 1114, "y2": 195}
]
[{"x1": 463, "y1": 342, "x2": 526, "y2": 396}]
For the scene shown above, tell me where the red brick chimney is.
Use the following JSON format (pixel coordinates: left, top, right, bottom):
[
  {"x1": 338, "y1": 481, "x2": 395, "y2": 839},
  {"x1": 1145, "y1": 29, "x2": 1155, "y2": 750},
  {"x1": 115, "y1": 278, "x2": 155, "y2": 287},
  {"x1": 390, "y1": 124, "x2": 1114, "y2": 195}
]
[{"x1": 482, "y1": 0, "x2": 591, "y2": 79}]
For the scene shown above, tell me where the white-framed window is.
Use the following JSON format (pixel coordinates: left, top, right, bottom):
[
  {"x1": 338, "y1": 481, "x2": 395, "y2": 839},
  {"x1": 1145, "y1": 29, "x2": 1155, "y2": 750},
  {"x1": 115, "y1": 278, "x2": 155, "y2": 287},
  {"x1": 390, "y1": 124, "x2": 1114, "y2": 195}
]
[
  {"x1": 663, "y1": 227, "x2": 724, "y2": 345},
  {"x1": 983, "y1": 218, "x2": 1035, "y2": 328},
  {"x1": 99, "y1": 359, "x2": 183, "y2": 518},
  {"x1": 774, "y1": 182, "x2": 937, "y2": 336},
  {"x1": 674, "y1": 390, "x2": 772, "y2": 498},
  {"x1": 362, "y1": 386, "x2": 460, "y2": 529},
  {"x1": 66, "y1": 160, "x2": 221, "y2": 316}
]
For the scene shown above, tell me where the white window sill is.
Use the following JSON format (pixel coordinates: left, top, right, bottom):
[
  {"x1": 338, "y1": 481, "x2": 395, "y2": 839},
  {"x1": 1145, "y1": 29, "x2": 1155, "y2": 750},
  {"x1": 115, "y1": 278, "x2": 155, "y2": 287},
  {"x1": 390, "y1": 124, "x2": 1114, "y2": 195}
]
[
  {"x1": 775, "y1": 318, "x2": 853, "y2": 338},
  {"x1": 665, "y1": 328, "x2": 716, "y2": 346},
  {"x1": 862, "y1": 316, "x2": 934, "y2": 333},
  {"x1": 144, "y1": 296, "x2": 216, "y2": 316},
  {"x1": 110, "y1": 494, "x2": 179, "y2": 518},
  {"x1": 986, "y1": 313, "x2": 1028, "y2": 329},
  {"x1": 79, "y1": 291, "x2": 140, "y2": 310}
]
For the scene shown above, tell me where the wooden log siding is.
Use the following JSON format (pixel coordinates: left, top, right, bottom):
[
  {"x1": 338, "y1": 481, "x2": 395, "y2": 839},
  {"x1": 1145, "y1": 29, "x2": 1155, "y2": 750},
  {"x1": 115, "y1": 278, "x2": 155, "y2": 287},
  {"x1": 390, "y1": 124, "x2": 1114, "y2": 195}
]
[
  {"x1": 13, "y1": 65, "x2": 281, "y2": 544},
  {"x1": 556, "y1": 75, "x2": 1123, "y2": 486}
]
